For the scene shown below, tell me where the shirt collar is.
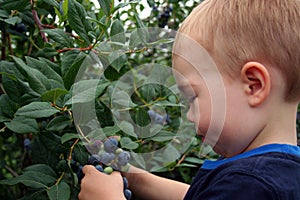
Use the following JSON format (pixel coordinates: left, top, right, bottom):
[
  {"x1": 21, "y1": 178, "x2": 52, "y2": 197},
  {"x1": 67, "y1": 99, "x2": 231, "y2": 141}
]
[{"x1": 201, "y1": 143, "x2": 300, "y2": 170}]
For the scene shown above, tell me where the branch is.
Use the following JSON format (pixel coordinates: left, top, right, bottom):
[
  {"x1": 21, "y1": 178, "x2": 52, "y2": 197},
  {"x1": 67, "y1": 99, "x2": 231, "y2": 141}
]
[
  {"x1": 0, "y1": 23, "x2": 6, "y2": 60},
  {"x1": 32, "y1": 9, "x2": 48, "y2": 43},
  {"x1": 4, "y1": 165, "x2": 18, "y2": 177}
]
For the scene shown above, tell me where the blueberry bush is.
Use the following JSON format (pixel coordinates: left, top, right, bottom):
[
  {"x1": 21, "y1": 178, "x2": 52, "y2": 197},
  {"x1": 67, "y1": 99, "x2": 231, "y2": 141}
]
[{"x1": 0, "y1": 0, "x2": 211, "y2": 199}]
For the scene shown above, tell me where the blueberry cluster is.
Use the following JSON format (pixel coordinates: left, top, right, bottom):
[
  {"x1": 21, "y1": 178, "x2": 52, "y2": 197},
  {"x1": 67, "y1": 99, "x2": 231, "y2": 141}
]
[
  {"x1": 147, "y1": 110, "x2": 170, "y2": 125},
  {"x1": 77, "y1": 138, "x2": 132, "y2": 199},
  {"x1": 157, "y1": 6, "x2": 172, "y2": 28}
]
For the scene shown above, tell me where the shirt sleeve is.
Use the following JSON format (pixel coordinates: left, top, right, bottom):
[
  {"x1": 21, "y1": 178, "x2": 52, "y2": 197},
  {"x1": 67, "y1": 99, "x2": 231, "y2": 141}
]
[{"x1": 187, "y1": 171, "x2": 278, "y2": 200}]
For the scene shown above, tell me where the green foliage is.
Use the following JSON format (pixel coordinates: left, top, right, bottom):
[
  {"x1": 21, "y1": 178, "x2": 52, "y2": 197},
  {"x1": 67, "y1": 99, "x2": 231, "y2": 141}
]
[{"x1": 0, "y1": 0, "x2": 215, "y2": 199}]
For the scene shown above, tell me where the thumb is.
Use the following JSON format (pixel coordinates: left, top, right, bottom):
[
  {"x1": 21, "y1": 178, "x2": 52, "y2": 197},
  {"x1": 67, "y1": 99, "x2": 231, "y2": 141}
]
[
  {"x1": 82, "y1": 165, "x2": 98, "y2": 175},
  {"x1": 110, "y1": 171, "x2": 121, "y2": 177}
]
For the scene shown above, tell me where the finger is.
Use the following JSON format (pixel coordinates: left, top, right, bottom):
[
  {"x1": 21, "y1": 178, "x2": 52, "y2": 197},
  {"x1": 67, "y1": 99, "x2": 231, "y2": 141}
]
[
  {"x1": 110, "y1": 171, "x2": 121, "y2": 177},
  {"x1": 82, "y1": 165, "x2": 98, "y2": 175}
]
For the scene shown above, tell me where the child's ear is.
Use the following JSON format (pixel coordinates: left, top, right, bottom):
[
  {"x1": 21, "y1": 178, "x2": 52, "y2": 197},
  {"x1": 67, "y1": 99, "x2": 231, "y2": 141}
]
[{"x1": 241, "y1": 62, "x2": 271, "y2": 107}]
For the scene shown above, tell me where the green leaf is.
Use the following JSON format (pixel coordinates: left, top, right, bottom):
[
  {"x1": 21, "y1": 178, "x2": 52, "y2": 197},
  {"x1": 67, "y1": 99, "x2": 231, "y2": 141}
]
[
  {"x1": 16, "y1": 102, "x2": 60, "y2": 118},
  {"x1": 135, "y1": 108, "x2": 150, "y2": 127},
  {"x1": 43, "y1": 29, "x2": 73, "y2": 48},
  {"x1": 119, "y1": 121, "x2": 137, "y2": 138},
  {"x1": 19, "y1": 189, "x2": 48, "y2": 200},
  {"x1": 162, "y1": 144, "x2": 181, "y2": 162},
  {"x1": 0, "y1": 71, "x2": 17, "y2": 81},
  {"x1": 68, "y1": 0, "x2": 92, "y2": 44},
  {"x1": 24, "y1": 164, "x2": 57, "y2": 177},
  {"x1": 61, "y1": 51, "x2": 87, "y2": 90},
  {"x1": 61, "y1": 133, "x2": 79, "y2": 144},
  {"x1": 120, "y1": 137, "x2": 139, "y2": 150},
  {"x1": 4, "y1": 16, "x2": 20, "y2": 25},
  {"x1": 46, "y1": 115, "x2": 70, "y2": 131},
  {"x1": 147, "y1": 130, "x2": 176, "y2": 142},
  {"x1": 184, "y1": 157, "x2": 205, "y2": 165},
  {"x1": 129, "y1": 29, "x2": 143, "y2": 49},
  {"x1": 39, "y1": 132, "x2": 68, "y2": 153},
  {"x1": 41, "y1": 88, "x2": 69, "y2": 103},
  {"x1": 38, "y1": 57, "x2": 61, "y2": 75},
  {"x1": 108, "y1": 51, "x2": 127, "y2": 72},
  {"x1": 1, "y1": 0, "x2": 29, "y2": 13},
  {"x1": 2, "y1": 76, "x2": 31, "y2": 104},
  {"x1": 97, "y1": 0, "x2": 112, "y2": 16},
  {"x1": 177, "y1": 163, "x2": 198, "y2": 168},
  {"x1": 130, "y1": 151, "x2": 146, "y2": 169},
  {"x1": 0, "y1": 171, "x2": 56, "y2": 189},
  {"x1": 110, "y1": 19, "x2": 126, "y2": 44},
  {"x1": 5, "y1": 116, "x2": 39, "y2": 134},
  {"x1": 25, "y1": 57, "x2": 63, "y2": 84},
  {"x1": 147, "y1": 38, "x2": 174, "y2": 47},
  {"x1": 66, "y1": 80, "x2": 109, "y2": 105},
  {"x1": 73, "y1": 144, "x2": 89, "y2": 164},
  {"x1": 113, "y1": 0, "x2": 140, "y2": 12},
  {"x1": 12, "y1": 56, "x2": 50, "y2": 94},
  {"x1": 47, "y1": 181, "x2": 70, "y2": 200},
  {"x1": 0, "y1": 94, "x2": 18, "y2": 119},
  {"x1": 42, "y1": 0, "x2": 60, "y2": 9},
  {"x1": 0, "y1": 10, "x2": 9, "y2": 18}
]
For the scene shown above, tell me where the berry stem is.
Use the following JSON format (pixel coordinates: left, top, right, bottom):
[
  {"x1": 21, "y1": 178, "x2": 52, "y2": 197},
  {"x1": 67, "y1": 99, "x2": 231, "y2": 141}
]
[
  {"x1": 55, "y1": 172, "x2": 65, "y2": 186},
  {"x1": 75, "y1": 125, "x2": 90, "y2": 143},
  {"x1": 68, "y1": 138, "x2": 80, "y2": 161}
]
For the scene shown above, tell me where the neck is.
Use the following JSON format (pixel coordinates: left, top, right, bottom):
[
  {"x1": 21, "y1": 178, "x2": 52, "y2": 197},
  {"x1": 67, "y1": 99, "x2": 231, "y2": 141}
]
[{"x1": 244, "y1": 102, "x2": 298, "y2": 153}]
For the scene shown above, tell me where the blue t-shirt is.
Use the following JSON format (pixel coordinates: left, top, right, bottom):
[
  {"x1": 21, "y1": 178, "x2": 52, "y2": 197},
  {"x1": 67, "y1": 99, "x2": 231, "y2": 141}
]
[{"x1": 184, "y1": 144, "x2": 300, "y2": 200}]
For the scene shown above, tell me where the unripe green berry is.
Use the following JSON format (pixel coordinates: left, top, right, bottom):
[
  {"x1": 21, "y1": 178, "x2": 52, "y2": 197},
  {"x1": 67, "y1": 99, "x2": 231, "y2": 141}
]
[
  {"x1": 115, "y1": 148, "x2": 123, "y2": 154},
  {"x1": 121, "y1": 163, "x2": 130, "y2": 172},
  {"x1": 104, "y1": 166, "x2": 113, "y2": 174}
]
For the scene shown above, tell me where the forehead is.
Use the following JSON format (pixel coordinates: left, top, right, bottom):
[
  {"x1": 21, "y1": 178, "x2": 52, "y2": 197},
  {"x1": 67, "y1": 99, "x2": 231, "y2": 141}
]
[{"x1": 173, "y1": 33, "x2": 218, "y2": 72}]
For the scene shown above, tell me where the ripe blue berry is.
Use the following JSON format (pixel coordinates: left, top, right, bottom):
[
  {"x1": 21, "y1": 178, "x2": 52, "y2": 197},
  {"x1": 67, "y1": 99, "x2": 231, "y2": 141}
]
[
  {"x1": 86, "y1": 140, "x2": 102, "y2": 154},
  {"x1": 23, "y1": 138, "x2": 31, "y2": 150},
  {"x1": 147, "y1": 110, "x2": 156, "y2": 118},
  {"x1": 118, "y1": 151, "x2": 130, "y2": 166},
  {"x1": 88, "y1": 154, "x2": 101, "y2": 165},
  {"x1": 124, "y1": 189, "x2": 132, "y2": 200},
  {"x1": 123, "y1": 177, "x2": 129, "y2": 189},
  {"x1": 100, "y1": 152, "x2": 116, "y2": 165},
  {"x1": 95, "y1": 164, "x2": 104, "y2": 172},
  {"x1": 76, "y1": 165, "x2": 84, "y2": 182},
  {"x1": 104, "y1": 138, "x2": 118, "y2": 153}
]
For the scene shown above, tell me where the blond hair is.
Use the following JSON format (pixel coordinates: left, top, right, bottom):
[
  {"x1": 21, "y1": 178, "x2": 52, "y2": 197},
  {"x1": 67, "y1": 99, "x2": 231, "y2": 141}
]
[{"x1": 178, "y1": 0, "x2": 300, "y2": 102}]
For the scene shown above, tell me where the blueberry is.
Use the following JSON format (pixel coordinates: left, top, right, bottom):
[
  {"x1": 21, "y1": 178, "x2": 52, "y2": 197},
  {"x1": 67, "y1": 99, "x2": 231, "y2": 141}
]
[
  {"x1": 88, "y1": 154, "x2": 101, "y2": 165},
  {"x1": 76, "y1": 165, "x2": 84, "y2": 182},
  {"x1": 104, "y1": 138, "x2": 118, "y2": 153},
  {"x1": 23, "y1": 138, "x2": 31, "y2": 150},
  {"x1": 100, "y1": 152, "x2": 116, "y2": 165},
  {"x1": 123, "y1": 177, "x2": 129, "y2": 189},
  {"x1": 110, "y1": 163, "x2": 121, "y2": 171},
  {"x1": 16, "y1": 23, "x2": 26, "y2": 33},
  {"x1": 86, "y1": 140, "x2": 102, "y2": 154},
  {"x1": 95, "y1": 164, "x2": 104, "y2": 172},
  {"x1": 124, "y1": 189, "x2": 132, "y2": 200},
  {"x1": 147, "y1": 110, "x2": 156, "y2": 118},
  {"x1": 118, "y1": 151, "x2": 130, "y2": 166}
]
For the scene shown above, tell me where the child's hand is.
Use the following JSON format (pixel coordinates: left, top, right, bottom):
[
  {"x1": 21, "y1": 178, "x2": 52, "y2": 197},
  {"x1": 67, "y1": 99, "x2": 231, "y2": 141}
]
[{"x1": 78, "y1": 165, "x2": 125, "y2": 200}]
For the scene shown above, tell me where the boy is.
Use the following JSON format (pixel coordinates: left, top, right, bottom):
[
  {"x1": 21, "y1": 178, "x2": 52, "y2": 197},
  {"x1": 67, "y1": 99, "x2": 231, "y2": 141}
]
[{"x1": 78, "y1": 0, "x2": 300, "y2": 199}]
